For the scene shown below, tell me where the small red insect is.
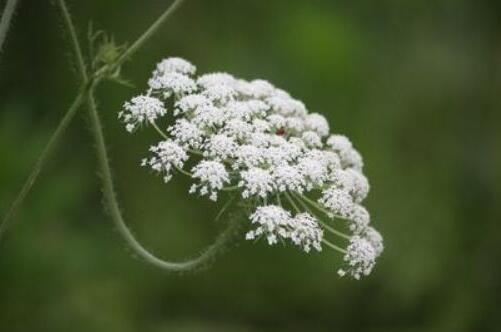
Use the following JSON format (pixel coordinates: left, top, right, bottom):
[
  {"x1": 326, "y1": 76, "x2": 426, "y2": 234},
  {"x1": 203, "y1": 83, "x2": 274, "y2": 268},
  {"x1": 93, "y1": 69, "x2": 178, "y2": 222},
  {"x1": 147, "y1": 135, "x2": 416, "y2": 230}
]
[{"x1": 276, "y1": 127, "x2": 286, "y2": 136}]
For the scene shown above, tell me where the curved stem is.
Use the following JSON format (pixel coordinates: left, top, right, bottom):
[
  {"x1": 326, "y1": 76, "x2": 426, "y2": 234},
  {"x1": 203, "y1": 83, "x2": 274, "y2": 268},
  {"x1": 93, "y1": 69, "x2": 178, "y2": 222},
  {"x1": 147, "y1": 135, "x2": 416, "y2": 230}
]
[
  {"x1": 0, "y1": 0, "x2": 19, "y2": 56},
  {"x1": 86, "y1": 85, "x2": 233, "y2": 271},
  {"x1": 0, "y1": 86, "x2": 87, "y2": 241},
  {"x1": 56, "y1": 0, "x2": 88, "y2": 82},
  {"x1": 56, "y1": 0, "x2": 222, "y2": 271}
]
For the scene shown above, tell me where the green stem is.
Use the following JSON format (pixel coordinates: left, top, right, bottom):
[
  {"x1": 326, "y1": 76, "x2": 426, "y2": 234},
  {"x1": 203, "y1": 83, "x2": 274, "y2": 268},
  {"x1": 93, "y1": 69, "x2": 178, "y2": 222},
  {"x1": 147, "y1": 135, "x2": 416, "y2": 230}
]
[
  {"x1": 150, "y1": 121, "x2": 169, "y2": 140},
  {"x1": 276, "y1": 194, "x2": 282, "y2": 207},
  {"x1": 117, "y1": 0, "x2": 186, "y2": 65},
  {"x1": 174, "y1": 164, "x2": 192, "y2": 177},
  {"x1": 188, "y1": 149, "x2": 203, "y2": 156},
  {"x1": 215, "y1": 194, "x2": 236, "y2": 222},
  {"x1": 322, "y1": 239, "x2": 347, "y2": 254},
  {"x1": 298, "y1": 193, "x2": 348, "y2": 221},
  {"x1": 221, "y1": 185, "x2": 239, "y2": 192},
  {"x1": 0, "y1": 86, "x2": 87, "y2": 241},
  {"x1": 284, "y1": 191, "x2": 301, "y2": 214},
  {"x1": 56, "y1": 0, "x2": 88, "y2": 82},
  {"x1": 0, "y1": 0, "x2": 19, "y2": 56}
]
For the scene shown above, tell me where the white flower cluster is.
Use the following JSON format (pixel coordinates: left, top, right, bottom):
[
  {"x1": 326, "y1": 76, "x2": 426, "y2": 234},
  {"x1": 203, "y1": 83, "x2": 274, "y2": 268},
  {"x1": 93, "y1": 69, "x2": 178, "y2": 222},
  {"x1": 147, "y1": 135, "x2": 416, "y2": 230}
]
[
  {"x1": 119, "y1": 56, "x2": 383, "y2": 279},
  {"x1": 246, "y1": 205, "x2": 322, "y2": 253}
]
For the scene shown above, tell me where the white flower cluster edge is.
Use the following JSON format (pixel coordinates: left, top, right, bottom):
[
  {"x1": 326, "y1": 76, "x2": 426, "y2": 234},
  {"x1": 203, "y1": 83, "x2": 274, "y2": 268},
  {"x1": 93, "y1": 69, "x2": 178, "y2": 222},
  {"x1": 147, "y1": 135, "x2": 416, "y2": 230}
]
[{"x1": 118, "y1": 57, "x2": 384, "y2": 279}]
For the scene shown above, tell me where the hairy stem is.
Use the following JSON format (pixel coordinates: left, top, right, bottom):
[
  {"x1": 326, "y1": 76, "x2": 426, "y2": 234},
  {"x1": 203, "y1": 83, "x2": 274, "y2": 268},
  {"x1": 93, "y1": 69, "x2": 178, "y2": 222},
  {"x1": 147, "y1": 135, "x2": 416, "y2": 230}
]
[
  {"x1": 86, "y1": 85, "x2": 234, "y2": 271},
  {"x1": 0, "y1": 0, "x2": 19, "y2": 56},
  {"x1": 56, "y1": 0, "x2": 88, "y2": 82},
  {"x1": 0, "y1": 87, "x2": 87, "y2": 241}
]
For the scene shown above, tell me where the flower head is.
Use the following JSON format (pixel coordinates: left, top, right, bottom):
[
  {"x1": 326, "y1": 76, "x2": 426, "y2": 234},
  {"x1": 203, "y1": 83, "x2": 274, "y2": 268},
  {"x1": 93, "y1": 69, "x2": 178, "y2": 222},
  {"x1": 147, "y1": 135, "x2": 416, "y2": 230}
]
[{"x1": 120, "y1": 56, "x2": 383, "y2": 279}]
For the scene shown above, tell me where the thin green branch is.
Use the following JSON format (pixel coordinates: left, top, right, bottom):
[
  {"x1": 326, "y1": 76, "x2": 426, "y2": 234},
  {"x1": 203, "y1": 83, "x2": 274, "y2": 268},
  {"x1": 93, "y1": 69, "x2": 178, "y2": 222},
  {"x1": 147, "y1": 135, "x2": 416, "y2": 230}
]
[
  {"x1": 93, "y1": 0, "x2": 187, "y2": 78},
  {"x1": 188, "y1": 149, "x2": 203, "y2": 156},
  {"x1": 150, "y1": 121, "x2": 169, "y2": 139},
  {"x1": 276, "y1": 193, "x2": 282, "y2": 207},
  {"x1": 0, "y1": 87, "x2": 87, "y2": 241},
  {"x1": 174, "y1": 164, "x2": 192, "y2": 177},
  {"x1": 221, "y1": 185, "x2": 239, "y2": 192},
  {"x1": 56, "y1": 0, "x2": 88, "y2": 82},
  {"x1": 0, "y1": 0, "x2": 19, "y2": 56},
  {"x1": 115, "y1": 0, "x2": 186, "y2": 67},
  {"x1": 297, "y1": 192, "x2": 348, "y2": 221},
  {"x1": 215, "y1": 194, "x2": 237, "y2": 222},
  {"x1": 322, "y1": 239, "x2": 347, "y2": 254},
  {"x1": 284, "y1": 191, "x2": 301, "y2": 214}
]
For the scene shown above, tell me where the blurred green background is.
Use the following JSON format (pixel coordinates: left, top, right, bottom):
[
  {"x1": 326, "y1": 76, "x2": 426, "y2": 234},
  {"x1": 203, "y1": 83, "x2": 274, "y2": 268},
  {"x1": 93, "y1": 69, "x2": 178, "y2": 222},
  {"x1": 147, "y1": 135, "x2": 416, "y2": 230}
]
[{"x1": 1, "y1": 0, "x2": 500, "y2": 331}]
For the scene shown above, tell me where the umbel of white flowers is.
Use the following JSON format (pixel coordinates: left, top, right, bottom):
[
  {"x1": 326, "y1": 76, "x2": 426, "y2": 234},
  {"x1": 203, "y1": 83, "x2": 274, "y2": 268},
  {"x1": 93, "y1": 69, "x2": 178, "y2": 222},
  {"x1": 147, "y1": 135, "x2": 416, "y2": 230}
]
[{"x1": 118, "y1": 57, "x2": 384, "y2": 279}]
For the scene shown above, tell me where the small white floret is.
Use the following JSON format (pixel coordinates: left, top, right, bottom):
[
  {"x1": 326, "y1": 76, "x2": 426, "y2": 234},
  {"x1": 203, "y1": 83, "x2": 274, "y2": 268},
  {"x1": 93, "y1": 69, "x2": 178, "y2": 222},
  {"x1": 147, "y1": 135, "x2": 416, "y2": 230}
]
[
  {"x1": 154, "y1": 57, "x2": 196, "y2": 76},
  {"x1": 119, "y1": 95, "x2": 166, "y2": 133},
  {"x1": 142, "y1": 140, "x2": 188, "y2": 183},
  {"x1": 290, "y1": 213, "x2": 323, "y2": 253},
  {"x1": 239, "y1": 168, "x2": 274, "y2": 198},
  {"x1": 190, "y1": 160, "x2": 230, "y2": 201},
  {"x1": 338, "y1": 236, "x2": 376, "y2": 280},
  {"x1": 318, "y1": 187, "x2": 354, "y2": 218},
  {"x1": 246, "y1": 205, "x2": 292, "y2": 245}
]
